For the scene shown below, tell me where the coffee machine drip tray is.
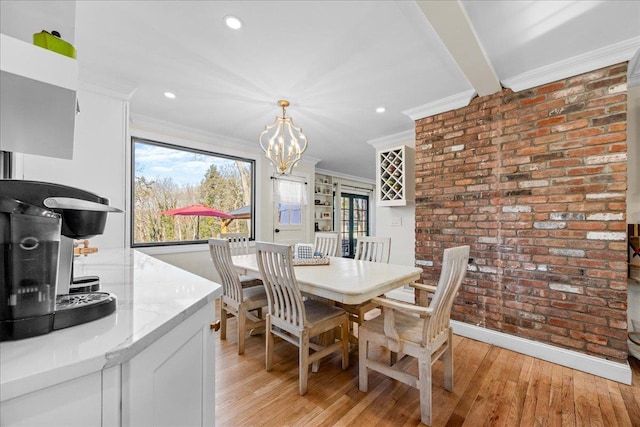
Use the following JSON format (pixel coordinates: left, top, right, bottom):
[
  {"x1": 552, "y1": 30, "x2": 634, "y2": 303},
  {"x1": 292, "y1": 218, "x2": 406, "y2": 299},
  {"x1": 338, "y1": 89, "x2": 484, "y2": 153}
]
[{"x1": 53, "y1": 292, "x2": 117, "y2": 330}]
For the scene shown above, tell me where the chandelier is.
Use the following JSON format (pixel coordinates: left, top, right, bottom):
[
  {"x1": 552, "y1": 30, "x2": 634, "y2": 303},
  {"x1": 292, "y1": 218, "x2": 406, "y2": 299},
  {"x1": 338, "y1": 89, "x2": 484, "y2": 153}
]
[{"x1": 259, "y1": 100, "x2": 308, "y2": 174}]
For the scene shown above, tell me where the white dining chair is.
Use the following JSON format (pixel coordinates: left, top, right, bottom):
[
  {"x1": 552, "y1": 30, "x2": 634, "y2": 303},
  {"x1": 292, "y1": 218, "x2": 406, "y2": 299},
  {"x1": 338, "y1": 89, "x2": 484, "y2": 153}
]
[
  {"x1": 208, "y1": 238, "x2": 268, "y2": 355},
  {"x1": 255, "y1": 241, "x2": 349, "y2": 395},
  {"x1": 358, "y1": 245, "x2": 470, "y2": 426},
  {"x1": 313, "y1": 231, "x2": 340, "y2": 257},
  {"x1": 219, "y1": 232, "x2": 262, "y2": 288},
  {"x1": 338, "y1": 236, "x2": 391, "y2": 340},
  {"x1": 354, "y1": 236, "x2": 390, "y2": 263},
  {"x1": 219, "y1": 232, "x2": 250, "y2": 255}
]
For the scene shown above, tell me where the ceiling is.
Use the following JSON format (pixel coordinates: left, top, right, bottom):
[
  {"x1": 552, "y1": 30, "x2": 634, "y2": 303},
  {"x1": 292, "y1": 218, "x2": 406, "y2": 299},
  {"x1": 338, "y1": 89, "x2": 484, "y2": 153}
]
[{"x1": 3, "y1": 1, "x2": 640, "y2": 180}]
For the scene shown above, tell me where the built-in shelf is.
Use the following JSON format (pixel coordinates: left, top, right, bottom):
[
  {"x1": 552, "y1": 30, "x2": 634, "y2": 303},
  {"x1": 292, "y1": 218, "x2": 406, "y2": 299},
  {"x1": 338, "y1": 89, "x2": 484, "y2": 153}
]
[
  {"x1": 314, "y1": 173, "x2": 334, "y2": 231},
  {"x1": 376, "y1": 145, "x2": 414, "y2": 206}
]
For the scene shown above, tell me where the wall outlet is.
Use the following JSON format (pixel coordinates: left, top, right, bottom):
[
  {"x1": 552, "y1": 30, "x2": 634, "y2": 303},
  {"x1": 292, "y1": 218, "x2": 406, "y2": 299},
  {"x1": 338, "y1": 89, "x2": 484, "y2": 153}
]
[{"x1": 390, "y1": 216, "x2": 402, "y2": 226}]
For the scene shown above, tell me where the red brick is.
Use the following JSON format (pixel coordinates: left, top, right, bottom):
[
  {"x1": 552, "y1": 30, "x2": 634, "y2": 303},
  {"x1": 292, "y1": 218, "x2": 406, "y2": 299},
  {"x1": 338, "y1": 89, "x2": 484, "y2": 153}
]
[{"x1": 414, "y1": 63, "x2": 628, "y2": 364}]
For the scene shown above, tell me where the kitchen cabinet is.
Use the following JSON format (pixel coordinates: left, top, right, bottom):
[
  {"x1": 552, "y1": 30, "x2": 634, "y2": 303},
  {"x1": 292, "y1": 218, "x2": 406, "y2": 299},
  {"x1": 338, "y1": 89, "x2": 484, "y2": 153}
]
[
  {"x1": 0, "y1": 249, "x2": 221, "y2": 427},
  {"x1": 1, "y1": 305, "x2": 215, "y2": 427},
  {"x1": 0, "y1": 33, "x2": 78, "y2": 159},
  {"x1": 122, "y1": 303, "x2": 216, "y2": 427},
  {"x1": 314, "y1": 173, "x2": 334, "y2": 231},
  {"x1": 376, "y1": 145, "x2": 415, "y2": 206}
]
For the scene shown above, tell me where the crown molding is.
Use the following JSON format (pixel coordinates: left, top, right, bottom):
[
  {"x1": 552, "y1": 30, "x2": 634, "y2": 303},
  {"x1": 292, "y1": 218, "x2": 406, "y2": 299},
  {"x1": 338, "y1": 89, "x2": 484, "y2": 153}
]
[
  {"x1": 402, "y1": 89, "x2": 476, "y2": 121},
  {"x1": 503, "y1": 37, "x2": 640, "y2": 92},
  {"x1": 629, "y1": 47, "x2": 640, "y2": 87},
  {"x1": 315, "y1": 168, "x2": 376, "y2": 185},
  {"x1": 130, "y1": 114, "x2": 261, "y2": 155},
  {"x1": 79, "y1": 80, "x2": 137, "y2": 101},
  {"x1": 367, "y1": 129, "x2": 415, "y2": 150}
]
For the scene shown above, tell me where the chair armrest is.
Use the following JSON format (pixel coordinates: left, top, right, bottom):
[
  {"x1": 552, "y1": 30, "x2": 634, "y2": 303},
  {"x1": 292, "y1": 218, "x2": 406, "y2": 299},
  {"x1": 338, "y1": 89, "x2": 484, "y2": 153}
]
[
  {"x1": 409, "y1": 283, "x2": 438, "y2": 293},
  {"x1": 372, "y1": 296, "x2": 432, "y2": 316}
]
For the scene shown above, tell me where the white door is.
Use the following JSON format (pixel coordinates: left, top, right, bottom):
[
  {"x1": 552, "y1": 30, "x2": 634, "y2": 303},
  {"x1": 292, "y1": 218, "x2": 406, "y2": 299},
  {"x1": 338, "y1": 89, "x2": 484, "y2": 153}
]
[{"x1": 272, "y1": 177, "x2": 308, "y2": 245}]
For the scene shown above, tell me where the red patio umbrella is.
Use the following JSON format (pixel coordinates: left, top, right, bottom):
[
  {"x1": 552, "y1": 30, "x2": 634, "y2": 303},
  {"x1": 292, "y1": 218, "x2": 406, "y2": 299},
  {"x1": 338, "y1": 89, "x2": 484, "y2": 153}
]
[{"x1": 161, "y1": 204, "x2": 233, "y2": 239}]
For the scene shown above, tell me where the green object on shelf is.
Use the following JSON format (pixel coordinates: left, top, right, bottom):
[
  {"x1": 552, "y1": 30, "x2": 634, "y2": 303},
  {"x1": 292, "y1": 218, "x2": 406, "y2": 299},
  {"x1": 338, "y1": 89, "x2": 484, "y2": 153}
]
[{"x1": 33, "y1": 30, "x2": 76, "y2": 59}]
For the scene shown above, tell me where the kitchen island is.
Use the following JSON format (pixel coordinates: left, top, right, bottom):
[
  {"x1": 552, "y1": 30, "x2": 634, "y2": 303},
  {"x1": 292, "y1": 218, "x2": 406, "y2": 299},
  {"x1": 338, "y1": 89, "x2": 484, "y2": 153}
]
[{"x1": 0, "y1": 249, "x2": 222, "y2": 427}]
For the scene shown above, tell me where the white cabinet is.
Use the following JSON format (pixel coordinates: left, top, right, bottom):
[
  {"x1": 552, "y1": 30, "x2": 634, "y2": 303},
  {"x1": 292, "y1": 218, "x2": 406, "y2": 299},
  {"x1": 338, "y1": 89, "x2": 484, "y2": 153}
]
[
  {"x1": 0, "y1": 303, "x2": 217, "y2": 427},
  {"x1": 314, "y1": 173, "x2": 334, "y2": 231},
  {"x1": 376, "y1": 145, "x2": 415, "y2": 206},
  {"x1": 0, "y1": 33, "x2": 78, "y2": 159},
  {"x1": 122, "y1": 304, "x2": 216, "y2": 427},
  {"x1": 1, "y1": 372, "x2": 102, "y2": 427}
]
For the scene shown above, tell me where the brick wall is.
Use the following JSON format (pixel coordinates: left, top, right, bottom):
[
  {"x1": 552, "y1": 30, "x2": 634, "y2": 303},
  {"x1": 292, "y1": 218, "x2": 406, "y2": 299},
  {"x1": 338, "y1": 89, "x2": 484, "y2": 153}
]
[{"x1": 415, "y1": 63, "x2": 629, "y2": 363}]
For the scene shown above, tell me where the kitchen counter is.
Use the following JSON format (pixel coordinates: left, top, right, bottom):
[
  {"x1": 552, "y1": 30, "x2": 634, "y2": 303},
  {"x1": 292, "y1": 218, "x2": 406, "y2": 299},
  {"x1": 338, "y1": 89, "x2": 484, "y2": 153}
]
[{"x1": 0, "y1": 248, "x2": 222, "y2": 402}]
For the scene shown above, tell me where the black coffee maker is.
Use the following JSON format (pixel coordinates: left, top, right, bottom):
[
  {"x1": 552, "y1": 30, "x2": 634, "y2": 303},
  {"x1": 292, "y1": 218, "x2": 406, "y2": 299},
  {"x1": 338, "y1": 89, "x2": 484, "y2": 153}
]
[{"x1": 1, "y1": 180, "x2": 121, "y2": 340}]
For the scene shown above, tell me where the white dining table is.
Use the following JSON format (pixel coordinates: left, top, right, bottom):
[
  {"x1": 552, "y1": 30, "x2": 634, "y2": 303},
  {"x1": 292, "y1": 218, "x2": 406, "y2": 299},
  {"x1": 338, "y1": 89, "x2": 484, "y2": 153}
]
[{"x1": 231, "y1": 255, "x2": 422, "y2": 305}]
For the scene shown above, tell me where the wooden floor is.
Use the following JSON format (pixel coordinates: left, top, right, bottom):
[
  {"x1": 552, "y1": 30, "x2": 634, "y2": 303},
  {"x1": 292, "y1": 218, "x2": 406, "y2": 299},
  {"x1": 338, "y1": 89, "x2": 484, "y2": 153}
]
[{"x1": 215, "y1": 314, "x2": 640, "y2": 426}]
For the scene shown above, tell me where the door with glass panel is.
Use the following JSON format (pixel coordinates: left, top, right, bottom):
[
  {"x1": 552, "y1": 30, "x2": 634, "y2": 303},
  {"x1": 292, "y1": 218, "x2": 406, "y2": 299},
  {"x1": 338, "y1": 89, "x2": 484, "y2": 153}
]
[
  {"x1": 340, "y1": 193, "x2": 369, "y2": 257},
  {"x1": 272, "y1": 177, "x2": 307, "y2": 245}
]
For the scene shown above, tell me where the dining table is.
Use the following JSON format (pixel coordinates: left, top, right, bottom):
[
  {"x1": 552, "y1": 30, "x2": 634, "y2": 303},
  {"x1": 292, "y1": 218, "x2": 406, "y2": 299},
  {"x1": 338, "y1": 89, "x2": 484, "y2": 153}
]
[{"x1": 231, "y1": 254, "x2": 422, "y2": 305}]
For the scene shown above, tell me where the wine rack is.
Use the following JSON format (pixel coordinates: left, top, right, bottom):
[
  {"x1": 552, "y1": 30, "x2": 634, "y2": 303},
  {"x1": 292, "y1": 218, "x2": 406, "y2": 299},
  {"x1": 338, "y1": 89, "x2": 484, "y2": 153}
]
[{"x1": 376, "y1": 145, "x2": 414, "y2": 206}]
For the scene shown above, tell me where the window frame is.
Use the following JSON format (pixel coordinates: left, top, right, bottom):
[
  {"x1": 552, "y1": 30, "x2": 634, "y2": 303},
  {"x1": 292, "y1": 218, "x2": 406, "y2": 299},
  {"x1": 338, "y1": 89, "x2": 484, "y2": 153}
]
[{"x1": 130, "y1": 137, "x2": 256, "y2": 248}]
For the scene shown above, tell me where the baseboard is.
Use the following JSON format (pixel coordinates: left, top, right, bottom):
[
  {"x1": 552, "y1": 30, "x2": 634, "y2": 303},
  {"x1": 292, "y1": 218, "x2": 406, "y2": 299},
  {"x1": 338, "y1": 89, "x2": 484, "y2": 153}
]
[{"x1": 451, "y1": 320, "x2": 632, "y2": 385}]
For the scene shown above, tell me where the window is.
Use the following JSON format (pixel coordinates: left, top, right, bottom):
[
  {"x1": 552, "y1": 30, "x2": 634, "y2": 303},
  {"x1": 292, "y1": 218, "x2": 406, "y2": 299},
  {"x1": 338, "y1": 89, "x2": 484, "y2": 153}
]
[{"x1": 131, "y1": 138, "x2": 255, "y2": 246}]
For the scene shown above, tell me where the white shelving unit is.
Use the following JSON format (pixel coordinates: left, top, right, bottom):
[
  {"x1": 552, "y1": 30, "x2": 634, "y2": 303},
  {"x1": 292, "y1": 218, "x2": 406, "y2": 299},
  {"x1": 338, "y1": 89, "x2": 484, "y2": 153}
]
[
  {"x1": 314, "y1": 173, "x2": 334, "y2": 232},
  {"x1": 376, "y1": 145, "x2": 415, "y2": 206}
]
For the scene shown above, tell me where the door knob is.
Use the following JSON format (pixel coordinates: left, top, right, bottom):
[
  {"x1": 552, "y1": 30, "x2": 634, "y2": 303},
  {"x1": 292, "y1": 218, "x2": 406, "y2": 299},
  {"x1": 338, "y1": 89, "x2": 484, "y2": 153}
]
[{"x1": 274, "y1": 228, "x2": 280, "y2": 233}]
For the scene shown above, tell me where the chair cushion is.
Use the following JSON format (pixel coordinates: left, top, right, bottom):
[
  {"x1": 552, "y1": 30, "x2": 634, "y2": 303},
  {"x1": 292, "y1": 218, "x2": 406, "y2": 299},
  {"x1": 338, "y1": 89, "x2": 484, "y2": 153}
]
[
  {"x1": 240, "y1": 275, "x2": 263, "y2": 288},
  {"x1": 304, "y1": 299, "x2": 346, "y2": 324},
  {"x1": 360, "y1": 310, "x2": 425, "y2": 344},
  {"x1": 243, "y1": 284, "x2": 267, "y2": 304}
]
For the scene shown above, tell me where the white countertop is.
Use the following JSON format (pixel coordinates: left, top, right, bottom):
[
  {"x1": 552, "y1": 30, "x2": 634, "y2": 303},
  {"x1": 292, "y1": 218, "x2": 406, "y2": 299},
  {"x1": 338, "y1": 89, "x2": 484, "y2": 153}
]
[{"x1": 0, "y1": 249, "x2": 222, "y2": 401}]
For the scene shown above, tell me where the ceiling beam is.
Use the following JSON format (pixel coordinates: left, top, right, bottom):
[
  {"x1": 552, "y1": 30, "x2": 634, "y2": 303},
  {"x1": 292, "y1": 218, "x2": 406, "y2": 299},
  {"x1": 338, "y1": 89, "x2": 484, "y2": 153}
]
[{"x1": 417, "y1": 0, "x2": 501, "y2": 97}]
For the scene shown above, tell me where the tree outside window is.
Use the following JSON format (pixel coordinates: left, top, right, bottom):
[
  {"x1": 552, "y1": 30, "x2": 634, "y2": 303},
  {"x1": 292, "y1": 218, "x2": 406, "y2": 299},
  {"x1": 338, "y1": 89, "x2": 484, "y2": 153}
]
[{"x1": 132, "y1": 138, "x2": 255, "y2": 246}]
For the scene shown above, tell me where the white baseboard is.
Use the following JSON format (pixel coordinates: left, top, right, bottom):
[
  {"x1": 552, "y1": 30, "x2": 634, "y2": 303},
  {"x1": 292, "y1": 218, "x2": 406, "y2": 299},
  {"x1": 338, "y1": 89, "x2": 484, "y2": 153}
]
[{"x1": 452, "y1": 320, "x2": 632, "y2": 385}]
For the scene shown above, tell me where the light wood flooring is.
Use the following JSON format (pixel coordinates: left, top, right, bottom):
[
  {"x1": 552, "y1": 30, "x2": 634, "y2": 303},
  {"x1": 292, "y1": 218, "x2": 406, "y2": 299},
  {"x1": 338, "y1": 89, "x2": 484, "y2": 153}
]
[{"x1": 215, "y1": 313, "x2": 640, "y2": 426}]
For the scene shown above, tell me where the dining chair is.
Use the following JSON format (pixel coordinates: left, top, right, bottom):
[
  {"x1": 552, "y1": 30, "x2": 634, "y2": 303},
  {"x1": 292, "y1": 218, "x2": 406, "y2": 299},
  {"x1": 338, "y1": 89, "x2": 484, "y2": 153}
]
[
  {"x1": 358, "y1": 245, "x2": 470, "y2": 426},
  {"x1": 219, "y1": 232, "x2": 262, "y2": 288},
  {"x1": 338, "y1": 236, "x2": 392, "y2": 339},
  {"x1": 208, "y1": 238, "x2": 268, "y2": 355},
  {"x1": 354, "y1": 236, "x2": 391, "y2": 263},
  {"x1": 219, "y1": 232, "x2": 250, "y2": 255},
  {"x1": 255, "y1": 241, "x2": 349, "y2": 395},
  {"x1": 313, "y1": 231, "x2": 340, "y2": 257}
]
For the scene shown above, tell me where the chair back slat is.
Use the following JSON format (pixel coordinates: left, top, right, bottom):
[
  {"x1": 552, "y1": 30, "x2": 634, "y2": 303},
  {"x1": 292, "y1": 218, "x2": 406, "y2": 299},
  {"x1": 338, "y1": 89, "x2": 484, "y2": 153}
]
[
  {"x1": 220, "y1": 232, "x2": 250, "y2": 255},
  {"x1": 423, "y1": 245, "x2": 470, "y2": 345},
  {"x1": 313, "y1": 232, "x2": 340, "y2": 257},
  {"x1": 256, "y1": 242, "x2": 306, "y2": 329},
  {"x1": 354, "y1": 236, "x2": 391, "y2": 263},
  {"x1": 208, "y1": 238, "x2": 244, "y2": 303}
]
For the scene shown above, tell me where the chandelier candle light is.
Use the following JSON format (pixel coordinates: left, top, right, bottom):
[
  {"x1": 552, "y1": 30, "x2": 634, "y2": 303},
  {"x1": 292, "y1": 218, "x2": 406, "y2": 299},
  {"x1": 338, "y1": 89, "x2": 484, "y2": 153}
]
[{"x1": 259, "y1": 99, "x2": 308, "y2": 174}]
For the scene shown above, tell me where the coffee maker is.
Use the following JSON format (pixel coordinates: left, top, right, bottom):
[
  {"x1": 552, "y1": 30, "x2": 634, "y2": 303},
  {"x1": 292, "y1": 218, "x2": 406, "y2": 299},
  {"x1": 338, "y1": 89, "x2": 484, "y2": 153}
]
[{"x1": 1, "y1": 180, "x2": 121, "y2": 340}]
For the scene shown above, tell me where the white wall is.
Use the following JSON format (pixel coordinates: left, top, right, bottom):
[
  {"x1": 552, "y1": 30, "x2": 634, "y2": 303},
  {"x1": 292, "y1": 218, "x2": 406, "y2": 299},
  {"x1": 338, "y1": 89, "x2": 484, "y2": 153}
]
[
  {"x1": 17, "y1": 86, "x2": 128, "y2": 250},
  {"x1": 369, "y1": 133, "x2": 416, "y2": 268}
]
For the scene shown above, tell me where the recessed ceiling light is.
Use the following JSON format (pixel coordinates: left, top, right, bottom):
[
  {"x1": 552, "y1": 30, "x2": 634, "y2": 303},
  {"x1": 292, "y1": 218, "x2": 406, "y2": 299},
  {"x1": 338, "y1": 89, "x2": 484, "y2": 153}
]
[
  {"x1": 376, "y1": 107, "x2": 386, "y2": 113},
  {"x1": 164, "y1": 92, "x2": 176, "y2": 99},
  {"x1": 224, "y1": 15, "x2": 243, "y2": 30}
]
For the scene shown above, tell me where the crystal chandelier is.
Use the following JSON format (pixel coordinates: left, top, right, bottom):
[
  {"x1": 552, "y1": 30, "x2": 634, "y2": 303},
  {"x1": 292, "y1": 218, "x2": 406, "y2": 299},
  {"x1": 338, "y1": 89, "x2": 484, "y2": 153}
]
[{"x1": 259, "y1": 100, "x2": 308, "y2": 174}]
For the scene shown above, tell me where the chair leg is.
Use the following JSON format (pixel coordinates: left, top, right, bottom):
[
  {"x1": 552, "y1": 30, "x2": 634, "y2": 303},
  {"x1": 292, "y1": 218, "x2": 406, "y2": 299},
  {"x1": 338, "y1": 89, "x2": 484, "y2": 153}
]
[
  {"x1": 418, "y1": 357, "x2": 433, "y2": 426},
  {"x1": 237, "y1": 309, "x2": 246, "y2": 355},
  {"x1": 341, "y1": 317, "x2": 349, "y2": 369},
  {"x1": 220, "y1": 304, "x2": 228, "y2": 340},
  {"x1": 358, "y1": 332, "x2": 368, "y2": 392},
  {"x1": 444, "y1": 329, "x2": 454, "y2": 391},
  {"x1": 299, "y1": 330, "x2": 310, "y2": 396},
  {"x1": 265, "y1": 315, "x2": 274, "y2": 371}
]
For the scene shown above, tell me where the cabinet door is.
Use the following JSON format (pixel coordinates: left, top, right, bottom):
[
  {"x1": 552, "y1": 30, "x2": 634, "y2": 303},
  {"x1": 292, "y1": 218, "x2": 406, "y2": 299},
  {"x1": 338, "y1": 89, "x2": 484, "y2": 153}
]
[
  {"x1": 122, "y1": 304, "x2": 216, "y2": 427},
  {"x1": 1, "y1": 372, "x2": 101, "y2": 427}
]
